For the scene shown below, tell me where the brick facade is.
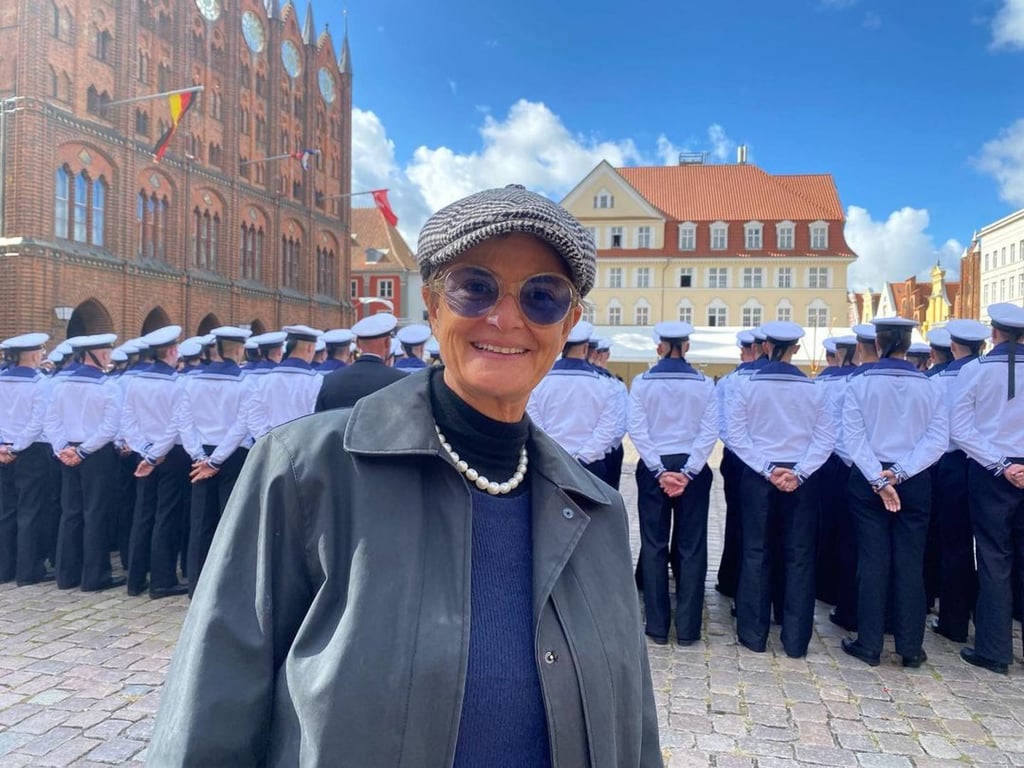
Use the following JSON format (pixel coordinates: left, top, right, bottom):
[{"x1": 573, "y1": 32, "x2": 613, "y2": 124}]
[{"x1": 0, "y1": 0, "x2": 353, "y2": 342}]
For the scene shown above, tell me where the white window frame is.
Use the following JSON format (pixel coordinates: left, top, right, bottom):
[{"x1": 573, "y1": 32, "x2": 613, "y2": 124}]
[
  {"x1": 744, "y1": 221, "x2": 763, "y2": 250},
  {"x1": 678, "y1": 222, "x2": 696, "y2": 251},
  {"x1": 634, "y1": 299, "x2": 650, "y2": 325},
  {"x1": 806, "y1": 299, "x2": 829, "y2": 328},
  {"x1": 808, "y1": 266, "x2": 830, "y2": 289},
  {"x1": 740, "y1": 299, "x2": 763, "y2": 328},
  {"x1": 708, "y1": 267, "x2": 728, "y2": 289},
  {"x1": 707, "y1": 300, "x2": 728, "y2": 327},
  {"x1": 776, "y1": 299, "x2": 792, "y2": 322},
  {"x1": 810, "y1": 221, "x2": 828, "y2": 250},
  {"x1": 710, "y1": 222, "x2": 727, "y2": 251},
  {"x1": 776, "y1": 221, "x2": 794, "y2": 251},
  {"x1": 377, "y1": 279, "x2": 394, "y2": 298},
  {"x1": 607, "y1": 300, "x2": 622, "y2": 326},
  {"x1": 776, "y1": 266, "x2": 792, "y2": 288},
  {"x1": 593, "y1": 190, "x2": 614, "y2": 209},
  {"x1": 677, "y1": 299, "x2": 693, "y2": 324},
  {"x1": 635, "y1": 267, "x2": 651, "y2": 289},
  {"x1": 608, "y1": 267, "x2": 623, "y2": 289},
  {"x1": 637, "y1": 226, "x2": 652, "y2": 249},
  {"x1": 678, "y1": 267, "x2": 694, "y2": 288},
  {"x1": 742, "y1": 267, "x2": 764, "y2": 289},
  {"x1": 610, "y1": 226, "x2": 623, "y2": 248}
]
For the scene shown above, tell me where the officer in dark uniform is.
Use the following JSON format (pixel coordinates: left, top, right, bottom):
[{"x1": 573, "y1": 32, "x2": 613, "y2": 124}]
[
  {"x1": 0, "y1": 333, "x2": 55, "y2": 585},
  {"x1": 952, "y1": 304, "x2": 1024, "y2": 674},
  {"x1": 841, "y1": 317, "x2": 946, "y2": 668},
  {"x1": 726, "y1": 321, "x2": 834, "y2": 658},
  {"x1": 394, "y1": 324, "x2": 432, "y2": 371},
  {"x1": 315, "y1": 314, "x2": 406, "y2": 411},
  {"x1": 629, "y1": 321, "x2": 719, "y2": 645},
  {"x1": 43, "y1": 334, "x2": 124, "y2": 591}
]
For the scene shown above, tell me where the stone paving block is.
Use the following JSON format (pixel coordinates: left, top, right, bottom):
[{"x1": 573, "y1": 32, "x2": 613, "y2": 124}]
[
  {"x1": 0, "y1": 702, "x2": 43, "y2": 727},
  {"x1": 794, "y1": 744, "x2": 858, "y2": 766},
  {"x1": 83, "y1": 718, "x2": 131, "y2": 740},
  {"x1": 747, "y1": 705, "x2": 789, "y2": 727},
  {"x1": 855, "y1": 754, "x2": 913, "y2": 768},
  {"x1": 916, "y1": 732, "x2": 961, "y2": 760},
  {"x1": 872, "y1": 732, "x2": 925, "y2": 756},
  {"x1": 711, "y1": 713, "x2": 746, "y2": 736},
  {"x1": 714, "y1": 756, "x2": 755, "y2": 768},
  {"x1": 33, "y1": 737, "x2": 105, "y2": 767},
  {"x1": 74, "y1": 737, "x2": 145, "y2": 764},
  {"x1": 942, "y1": 717, "x2": 989, "y2": 741},
  {"x1": 834, "y1": 732, "x2": 876, "y2": 751},
  {"x1": 0, "y1": 730, "x2": 32, "y2": 757},
  {"x1": 863, "y1": 716, "x2": 912, "y2": 734},
  {"x1": 10, "y1": 707, "x2": 71, "y2": 734},
  {"x1": 17, "y1": 726, "x2": 79, "y2": 757}
]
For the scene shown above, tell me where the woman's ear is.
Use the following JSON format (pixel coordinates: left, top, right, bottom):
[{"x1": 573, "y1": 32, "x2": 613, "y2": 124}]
[{"x1": 422, "y1": 284, "x2": 439, "y2": 324}]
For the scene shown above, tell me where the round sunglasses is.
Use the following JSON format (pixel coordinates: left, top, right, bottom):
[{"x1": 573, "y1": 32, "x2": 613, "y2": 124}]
[{"x1": 434, "y1": 265, "x2": 579, "y2": 326}]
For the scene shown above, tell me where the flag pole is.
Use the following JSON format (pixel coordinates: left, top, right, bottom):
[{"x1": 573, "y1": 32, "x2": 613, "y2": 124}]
[
  {"x1": 104, "y1": 85, "x2": 204, "y2": 110},
  {"x1": 241, "y1": 149, "x2": 320, "y2": 166},
  {"x1": 323, "y1": 188, "x2": 387, "y2": 201}
]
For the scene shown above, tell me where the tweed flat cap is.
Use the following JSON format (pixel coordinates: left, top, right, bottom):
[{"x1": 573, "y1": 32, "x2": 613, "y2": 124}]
[{"x1": 416, "y1": 184, "x2": 596, "y2": 297}]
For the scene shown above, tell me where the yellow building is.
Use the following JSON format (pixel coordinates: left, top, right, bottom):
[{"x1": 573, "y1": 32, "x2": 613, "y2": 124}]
[{"x1": 561, "y1": 156, "x2": 856, "y2": 332}]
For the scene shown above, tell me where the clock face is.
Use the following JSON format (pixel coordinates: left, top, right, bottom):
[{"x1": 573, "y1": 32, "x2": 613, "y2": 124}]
[
  {"x1": 281, "y1": 40, "x2": 302, "y2": 78},
  {"x1": 195, "y1": 0, "x2": 221, "y2": 22},
  {"x1": 241, "y1": 11, "x2": 266, "y2": 53},
  {"x1": 318, "y1": 67, "x2": 336, "y2": 104}
]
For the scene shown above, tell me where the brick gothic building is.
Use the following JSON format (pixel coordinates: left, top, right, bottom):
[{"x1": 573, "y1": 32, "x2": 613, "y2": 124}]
[{"x1": 0, "y1": 0, "x2": 353, "y2": 342}]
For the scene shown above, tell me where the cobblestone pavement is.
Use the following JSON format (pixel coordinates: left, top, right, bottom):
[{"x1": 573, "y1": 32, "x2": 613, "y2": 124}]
[{"x1": 2, "y1": 446, "x2": 1024, "y2": 766}]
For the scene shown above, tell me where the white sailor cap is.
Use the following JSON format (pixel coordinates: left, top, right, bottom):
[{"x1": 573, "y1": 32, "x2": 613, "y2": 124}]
[
  {"x1": 988, "y1": 303, "x2": 1024, "y2": 331},
  {"x1": 566, "y1": 320, "x2": 594, "y2": 345},
  {"x1": 751, "y1": 327, "x2": 768, "y2": 342},
  {"x1": 654, "y1": 321, "x2": 694, "y2": 341},
  {"x1": 425, "y1": 338, "x2": 441, "y2": 357},
  {"x1": 946, "y1": 319, "x2": 989, "y2": 344},
  {"x1": 907, "y1": 342, "x2": 932, "y2": 356},
  {"x1": 352, "y1": 313, "x2": 398, "y2": 339},
  {"x1": 597, "y1": 338, "x2": 611, "y2": 352},
  {"x1": 141, "y1": 325, "x2": 182, "y2": 349},
  {"x1": 852, "y1": 323, "x2": 877, "y2": 342},
  {"x1": 182, "y1": 336, "x2": 205, "y2": 347},
  {"x1": 244, "y1": 338, "x2": 258, "y2": 351},
  {"x1": 926, "y1": 328, "x2": 952, "y2": 348},
  {"x1": 179, "y1": 339, "x2": 203, "y2": 357},
  {"x1": 736, "y1": 330, "x2": 756, "y2": 347},
  {"x1": 47, "y1": 350, "x2": 65, "y2": 364},
  {"x1": 210, "y1": 326, "x2": 252, "y2": 341},
  {"x1": 315, "y1": 337, "x2": 326, "y2": 352},
  {"x1": 282, "y1": 324, "x2": 323, "y2": 342},
  {"x1": 761, "y1": 321, "x2": 805, "y2": 343},
  {"x1": 397, "y1": 323, "x2": 432, "y2": 346},
  {"x1": 822, "y1": 337, "x2": 837, "y2": 354},
  {"x1": 119, "y1": 340, "x2": 142, "y2": 355},
  {"x1": 76, "y1": 333, "x2": 118, "y2": 350},
  {"x1": 110, "y1": 348, "x2": 128, "y2": 364},
  {"x1": 871, "y1": 316, "x2": 919, "y2": 330},
  {"x1": 1, "y1": 332, "x2": 50, "y2": 351},
  {"x1": 56, "y1": 341, "x2": 74, "y2": 355},
  {"x1": 130, "y1": 337, "x2": 151, "y2": 352},
  {"x1": 834, "y1": 335, "x2": 858, "y2": 347},
  {"x1": 251, "y1": 331, "x2": 287, "y2": 348},
  {"x1": 389, "y1": 338, "x2": 404, "y2": 357},
  {"x1": 322, "y1": 328, "x2": 355, "y2": 346},
  {"x1": 201, "y1": 334, "x2": 216, "y2": 346}
]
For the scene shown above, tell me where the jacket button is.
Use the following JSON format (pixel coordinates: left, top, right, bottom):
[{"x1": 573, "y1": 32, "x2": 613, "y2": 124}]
[
  {"x1": 561, "y1": 508, "x2": 574, "y2": 519},
  {"x1": 544, "y1": 651, "x2": 558, "y2": 664}
]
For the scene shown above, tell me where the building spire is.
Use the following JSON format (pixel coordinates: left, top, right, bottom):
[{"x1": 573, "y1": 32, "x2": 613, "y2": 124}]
[
  {"x1": 264, "y1": 0, "x2": 280, "y2": 20},
  {"x1": 339, "y1": 10, "x2": 352, "y2": 74},
  {"x1": 302, "y1": 1, "x2": 315, "y2": 44}
]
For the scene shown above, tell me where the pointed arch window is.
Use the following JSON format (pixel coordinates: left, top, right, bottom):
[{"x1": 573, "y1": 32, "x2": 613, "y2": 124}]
[
  {"x1": 91, "y1": 177, "x2": 106, "y2": 246},
  {"x1": 54, "y1": 167, "x2": 70, "y2": 238},
  {"x1": 73, "y1": 172, "x2": 88, "y2": 242}
]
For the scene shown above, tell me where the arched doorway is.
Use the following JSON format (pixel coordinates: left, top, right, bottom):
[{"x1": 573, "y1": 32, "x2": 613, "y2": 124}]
[
  {"x1": 141, "y1": 306, "x2": 171, "y2": 335},
  {"x1": 66, "y1": 298, "x2": 115, "y2": 339},
  {"x1": 197, "y1": 313, "x2": 221, "y2": 335},
  {"x1": 248, "y1": 319, "x2": 266, "y2": 335}
]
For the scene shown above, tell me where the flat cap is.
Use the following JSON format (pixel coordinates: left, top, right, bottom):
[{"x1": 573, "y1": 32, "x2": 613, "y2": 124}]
[
  {"x1": 566, "y1": 320, "x2": 594, "y2": 345},
  {"x1": 736, "y1": 330, "x2": 756, "y2": 347},
  {"x1": 1, "y1": 333, "x2": 50, "y2": 351},
  {"x1": 425, "y1": 338, "x2": 441, "y2": 357},
  {"x1": 282, "y1": 324, "x2": 323, "y2": 342},
  {"x1": 352, "y1": 313, "x2": 398, "y2": 339},
  {"x1": 416, "y1": 184, "x2": 596, "y2": 297},
  {"x1": 210, "y1": 326, "x2": 252, "y2": 341},
  {"x1": 315, "y1": 337, "x2": 326, "y2": 353},
  {"x1": 871, "y1": 316, "x2": 919, "y2": 329},
  {"x1": 946, "y1": 319, "x2": 989, "y2": 344},
  {"x1": 926, "y1": 328, "x2": 952, "y2": 348},
  {"x1": 822, "y1": 337, "x2": 837, "y2": 354},
  {"x1": 322, "y1": 329, "x2": 355, "y2": 346},
  {"x1": 751, "y1": 327, "x2": 768, "y2": 342},
  {"x1": 654, "y1": 321, "x2": 694, "y2": 341},
  {"x1": 834, "y1": 335, "x2": 858, "y2": 347},
  {"x1": 852, "y1": 323, "x2": 877, "y2": 342},
  {"x1": 47, "y1": 350, "x2": 65, "y2": 364},
  {"x1": 110, "y1": 348, "x2": 128, "y2": 364},
  {"x1": 76, "y1": 333, "x2": 118, "y2": 350},
  {"x1": 142, "y1": 325, "x2": 181, "y2": 349},
  {"x1": 907, "y1": 342, "x2": 932, "y2": 356},
  {"x1": 596, "y1": 339, "x2": 611, "y2": 352},
  {"x1": 988, "y1": 302, "x2": 1024, "y2": 331},
  {"x1": 396, "y1": 323, "x2": 432, "y2": 346},
  {"x1": 251, "y1": 331, "x2": 287, "y2": 348},
  {"x1": 178, "y1": 339, "x2": 203, "y2": 357},
  {"x1": 762, "y1": 320, "x2": 805, "y2": 343}
]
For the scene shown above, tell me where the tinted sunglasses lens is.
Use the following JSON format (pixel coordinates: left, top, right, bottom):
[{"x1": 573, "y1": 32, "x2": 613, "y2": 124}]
[
  {"x1": 443, "y1": 267, "x2": 499, "y2": 318},
  {"x1": 519, "y1": 275, "x2": 574, "y2": 325}
]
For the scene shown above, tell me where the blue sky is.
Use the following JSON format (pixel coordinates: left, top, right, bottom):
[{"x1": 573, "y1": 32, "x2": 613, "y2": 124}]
[{"x1": 310, "y1": 0, "x2": 1024, "y2": 291}]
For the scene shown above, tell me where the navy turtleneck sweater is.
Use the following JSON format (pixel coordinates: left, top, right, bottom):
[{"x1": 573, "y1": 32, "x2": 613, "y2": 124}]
[{"x1": 430, "y1": 370, "x2": 552, "y2": 768}]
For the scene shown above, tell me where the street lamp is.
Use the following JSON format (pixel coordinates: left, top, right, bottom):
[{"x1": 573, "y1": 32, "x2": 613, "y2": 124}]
[
  {"x1": 53, "y1": 306, "x2": 73, "y2": 321},
  {"x1": 356, "y1": 297, "x2": 394, "y2": 312}
]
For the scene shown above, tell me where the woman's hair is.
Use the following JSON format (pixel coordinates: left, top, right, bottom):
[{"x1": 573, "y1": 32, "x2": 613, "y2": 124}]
[
  {"x1": 837, "y1": 344, "x2": 856, "y2": 367},
  {"x1": 769, "y1": 340, "x2": 794, "y2": 362},
  {"x1": 875, "y1": 327, "x2": 912, "y2": 358},
  {"x1": 660, "y1": 339, "x2": 686, "y2": 358}
]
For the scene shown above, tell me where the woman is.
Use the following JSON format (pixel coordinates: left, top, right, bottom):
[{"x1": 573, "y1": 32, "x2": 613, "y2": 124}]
[{"x1": 148, "y1": 185, "x2": 661, "y2": 767}]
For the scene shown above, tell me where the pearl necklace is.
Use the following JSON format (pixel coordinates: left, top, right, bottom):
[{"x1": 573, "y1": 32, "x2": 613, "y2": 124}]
[{"x1": 434, "y1": 424, "x2": 528, "y2": 495}]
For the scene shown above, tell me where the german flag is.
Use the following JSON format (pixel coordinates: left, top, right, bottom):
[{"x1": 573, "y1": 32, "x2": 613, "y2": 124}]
[{"x1": 152, "y1": 91, "x2": 197, "y2": 162}]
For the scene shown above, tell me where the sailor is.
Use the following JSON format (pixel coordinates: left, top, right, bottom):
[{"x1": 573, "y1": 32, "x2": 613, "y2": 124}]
[
  {"x1": 177, "y1": 339, "x2": 204, "y2": 373},
  {"x1": 248, "y1": 325, "x2": 323, "y2": 438},
  {"x1": 590, "y1": 337, "x2": 628, "y2": 491},
  {"x1": 177, "y1": 326, "x2": 253, "y2": 597},
  {"x1": 951, "y1": 304, "x2": 1024, "y2": 674},
  {"x1": 726, "y1": 321, "x2": 834, "y2": 658},
  {"x1": 425, "y1": 338, "x2": 442, "y2": 366},
  {"x1": 927, "y1": 319, "x2": 988, "y2": 643},
  {"x1": 0, "y1": 333, "x2": 55, "y2": 585},
  {"x1": 926, "y1": 327, "x2": 954, "y2": 377},
  {"x1": 318, "y1": 329, "x2": 354, "y2": 373},
  {"x1": 315, "y1": 314, "x2": 406, "y2": 411},
  {"x1": 714, "y1": 329, "x2": 763, "y2": 598},
  {"x1": 851, "y1": 323, "x2": 879, "y2": 371},
  {"x1": 526, "y1": 320, "x2": 619, "y2": 483},
  {"x1": 243, "y1": 331, "x2": 286, "y2": 376},
  {"x1": 841, "y1": 316, "x2": 947, "y2": 668},
  {"x1": 906, "y1": 342, "x2": 932, "y2": 373},
  {"x1": 817, "y1": 335, "x2": 861, "y2": 627},
  {"x1": 628, "y1": 321, "x2": 719, "y2": 645},
  {"x1": 312, "y1": 337, "x2": 327, "y2": 368},
  {"x1": 817, "y1": 338, "x2": 840, "y2": 379},
  {"x1": 394, "y1": 324, "x2": 432, "y2": 371},
  {"x1": 120, "y1": 325, "x2": 189, "y2": 599},
  {"x1": 43, "y1": 333, "x2": 124, "y2": 591},
  {"x1": 199, "y1": 333, "x2": 219, "y2": 365}
]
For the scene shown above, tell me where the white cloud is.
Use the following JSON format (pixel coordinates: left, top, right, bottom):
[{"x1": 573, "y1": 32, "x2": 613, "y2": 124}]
[
  {"x1": 975, "y1": 117, "x2": 1024, "y2": 205},
  {"x1": 862, "y1": 11, "x2": 881, "y2": 29},
  {"x1": 992, "y1": 0, "x2": 1024, "y2": 49},
  {"x1": 845, "y1": 205, "x2": 963, "y2": 291}
]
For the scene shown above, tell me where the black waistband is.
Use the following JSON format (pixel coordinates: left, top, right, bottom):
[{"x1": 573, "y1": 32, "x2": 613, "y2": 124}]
[{"x1": 773, "y1": 461, "x2": 796, "y2": 470}]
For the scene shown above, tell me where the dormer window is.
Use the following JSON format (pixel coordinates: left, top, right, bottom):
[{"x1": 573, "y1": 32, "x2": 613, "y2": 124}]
[
  {"x1": 593, "y1": 190, "x2": 614, "y2": 209},
  {"x1": 776, "y1": 221, "x2": 794, "y2": 250},
  {"x1": 810, "y1": 221, "x2": 828, "y2": 250},
  {"x1": 365, "y1": 247, "x2": 388, "y2": 263},
  {"x1": 678, "y1": 222, "x2": 695, "y2": 251},
  {"x1": 744, "y1": 221, "x2": 763, "y2": 250},
  {"x1": 710, "y1": 222, "x2": 727, "y2": 251}
]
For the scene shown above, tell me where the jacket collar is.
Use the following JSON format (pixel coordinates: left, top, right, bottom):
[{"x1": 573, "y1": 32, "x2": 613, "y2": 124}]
[{"x1": 345, "y1": 368, "x2": 612, "y2": 506}]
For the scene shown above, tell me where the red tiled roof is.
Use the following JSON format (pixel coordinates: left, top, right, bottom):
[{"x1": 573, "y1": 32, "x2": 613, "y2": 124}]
[
  {"x1": 616, "y1": 164, "x2": 844, "y2": 222},
  {"x1": 946, "y1": 281, "x2": 960, "y2": 309},
  {"x1": 350, "y1": 207, "x2": 417, "y2": 273}
]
